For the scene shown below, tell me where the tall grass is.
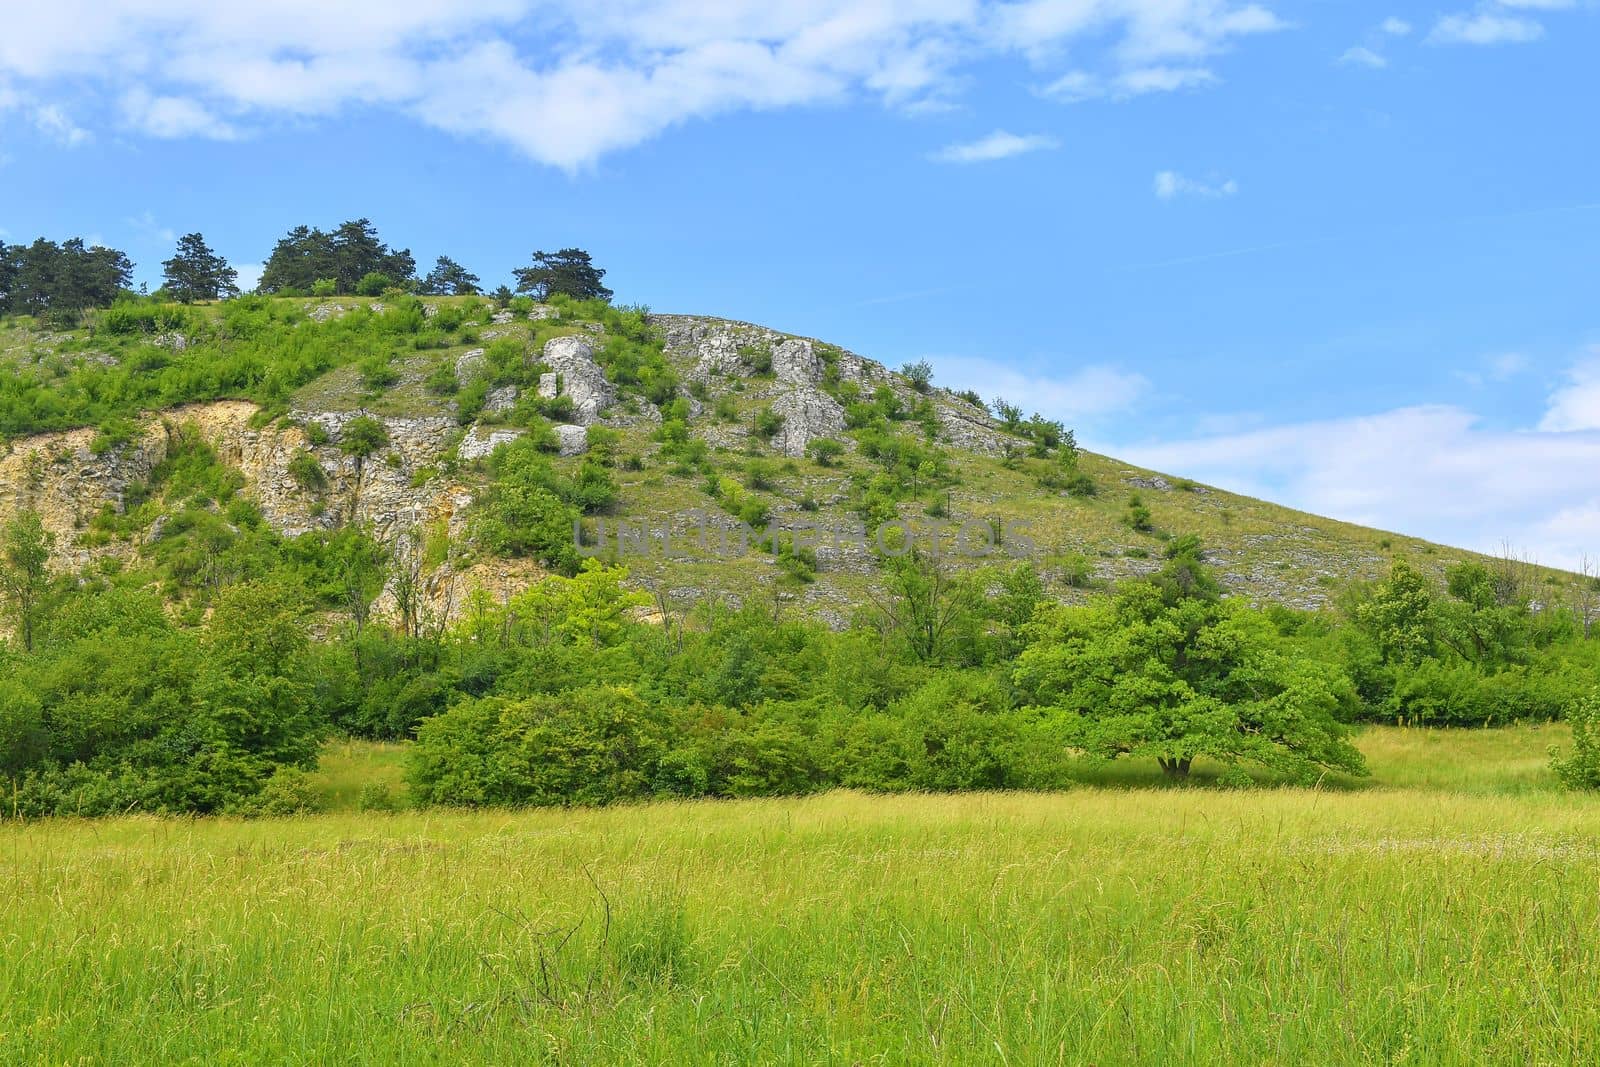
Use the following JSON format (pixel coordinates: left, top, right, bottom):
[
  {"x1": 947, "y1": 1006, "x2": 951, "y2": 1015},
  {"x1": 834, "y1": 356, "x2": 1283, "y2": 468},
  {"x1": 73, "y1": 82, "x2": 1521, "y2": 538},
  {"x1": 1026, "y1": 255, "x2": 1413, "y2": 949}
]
[{"x1": 4, "y1": 727, "x2": 1598, "y2": 1063}]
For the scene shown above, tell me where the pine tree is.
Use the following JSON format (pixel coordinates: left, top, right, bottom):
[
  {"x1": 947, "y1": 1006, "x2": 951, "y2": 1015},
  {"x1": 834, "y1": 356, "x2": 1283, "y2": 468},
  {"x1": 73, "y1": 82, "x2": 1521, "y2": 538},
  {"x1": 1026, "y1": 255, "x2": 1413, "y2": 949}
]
[
  {"x1": 420, "y1": 255, "x2": 481, "y2": 296},
  {"x1": 162, "y1": 233, "x2": 240, "y2": 303},
  {"x1": 512, "y1": 248, "x2": 613, "y2": 302}
]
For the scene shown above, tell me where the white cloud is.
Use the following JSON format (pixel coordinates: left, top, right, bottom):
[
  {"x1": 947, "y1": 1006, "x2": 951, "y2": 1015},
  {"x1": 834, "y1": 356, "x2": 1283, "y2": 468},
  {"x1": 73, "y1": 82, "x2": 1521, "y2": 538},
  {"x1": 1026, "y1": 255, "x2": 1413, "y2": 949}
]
[
  {"x1": 1458, "y1": 351, "x2": 1533, "y2": 387},
  {"x1": 1041, "y1": 65, "x2": 1217, "y2": 101},
  {"x1": 994, "y1": 0, "x2": 1284, "y2": 63},
  {"x1": 931, "y1": 355, "x2": 1149, "y2": 424},
  {"x1": 0, "y1": 0, "x2": 1288, "y2": 168},
  {"x1": 1338, "y1": 46, "x2": 1388, "y2": 69},
  {"x1": 121, "y1": 89, "x2": 237, "y2": 140},
  {"x1": 1381, "y1": 17, "x2": 1413, "y2": 36},
  {"x1": 931, "y1": 129, "x2": 1058, "y2": 163},
  {"x1": 1428, "y1": 12, "x2": 1546, "y2": 45},
  {"x1": 1117, "y1": 348, "x2": 1600, "y2": 567},
  {"x1": 31, "y1": 103, "x2": 89, "y2": 146},
  {"x1": 1539, "y1": 349, "x2": 1600, "y2": 432},
  {"x1": 127, "y1": 210, "x2": 176, "y2": 245},
  {"x1": 1154, "y1": 170, "x2": 1238, "y2": 199}
]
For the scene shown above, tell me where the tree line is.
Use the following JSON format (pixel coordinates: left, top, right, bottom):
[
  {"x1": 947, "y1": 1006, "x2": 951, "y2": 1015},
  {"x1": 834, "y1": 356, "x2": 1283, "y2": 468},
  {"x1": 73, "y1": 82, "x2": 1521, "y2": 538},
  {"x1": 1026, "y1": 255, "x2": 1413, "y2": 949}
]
[
  {"x1": 6, "y1": 455, "x2": 1600, "y2": 818},
  {"x1": 0, "y1": 219, "x2": 612, "y2": 321}
]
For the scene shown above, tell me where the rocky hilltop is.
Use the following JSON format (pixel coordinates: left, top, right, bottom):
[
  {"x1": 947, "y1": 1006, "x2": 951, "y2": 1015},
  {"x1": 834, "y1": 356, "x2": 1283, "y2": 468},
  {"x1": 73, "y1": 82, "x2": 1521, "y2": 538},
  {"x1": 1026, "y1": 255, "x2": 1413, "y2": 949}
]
[{"x1": 0, "y1": 297, "x2": 1554, "y2": 620}]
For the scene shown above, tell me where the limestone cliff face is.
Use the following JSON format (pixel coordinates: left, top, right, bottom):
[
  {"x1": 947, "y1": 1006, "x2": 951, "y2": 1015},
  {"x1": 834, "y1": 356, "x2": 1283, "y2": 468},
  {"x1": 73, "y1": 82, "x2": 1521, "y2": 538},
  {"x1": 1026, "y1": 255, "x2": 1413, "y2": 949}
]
[
  {"x1": 0, "y1": 420, "x2": 167, "y2": 571},
  {"x1": 0, "y1": 401, "x2": 474, "y2": 570},
  {"x1": 651, "y1": 314, "x2": 1011, "y2": 458}
]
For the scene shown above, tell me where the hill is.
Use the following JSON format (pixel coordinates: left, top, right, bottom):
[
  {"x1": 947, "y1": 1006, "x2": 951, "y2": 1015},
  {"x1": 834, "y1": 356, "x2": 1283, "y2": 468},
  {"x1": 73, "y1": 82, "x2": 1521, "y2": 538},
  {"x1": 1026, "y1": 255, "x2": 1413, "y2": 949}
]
[{"x1": 0, "y1": 294, "x2": 1582, "y2": 620}]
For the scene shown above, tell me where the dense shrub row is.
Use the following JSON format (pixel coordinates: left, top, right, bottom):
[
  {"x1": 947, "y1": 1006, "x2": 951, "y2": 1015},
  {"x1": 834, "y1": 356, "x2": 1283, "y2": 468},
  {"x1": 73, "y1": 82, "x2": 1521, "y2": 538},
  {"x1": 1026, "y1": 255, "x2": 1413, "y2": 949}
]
[{"x1": 6, "y1": 513, "x2": 1600, "y2": 813}]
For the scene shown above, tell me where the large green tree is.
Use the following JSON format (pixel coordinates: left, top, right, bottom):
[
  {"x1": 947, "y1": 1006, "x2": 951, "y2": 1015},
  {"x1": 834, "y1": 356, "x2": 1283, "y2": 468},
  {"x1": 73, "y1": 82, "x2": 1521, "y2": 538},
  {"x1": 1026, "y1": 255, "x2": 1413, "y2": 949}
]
[
  {"x1": 162, "y1": 232, "x2": 240, "y2": 302},
  {"x1": 1014, "y1": 544, "x2": 1367, "y2": 781},
  {"x1": 419, "y1": 255, "x2": 481, "y2": 295},
  {"x1": 512, "y1": 248, "x2": 613, "y2": 302},
  {"x1": 0, "y1": 238, "x2": 132, "y2": 317},
  {"x1": 257, "y1": 219, "x2": 415, "y2": 295}
]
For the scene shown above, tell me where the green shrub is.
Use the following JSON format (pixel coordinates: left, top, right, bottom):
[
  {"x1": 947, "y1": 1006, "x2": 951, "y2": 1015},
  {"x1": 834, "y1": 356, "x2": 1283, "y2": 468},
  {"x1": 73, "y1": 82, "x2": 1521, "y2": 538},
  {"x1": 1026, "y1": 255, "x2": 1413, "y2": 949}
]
[
  {"x1": 242, "y1": 766, "x2": 326, "y2": 816},
  {"x1": 409, "y1": 686, "x2": 671, "y2": 807},
  {"x1": 339, "y1": 416, "x2": 389, "y2": 460},
  {"x1": 288, "y1": 449, "x2": 327, "y2": 493},
  {"x1": 355, "y1": 272, "x2": 394, "y2": 297},
  {"x1": 806, "y1": 437, "x2": 844, "y2": 466},
  {"x1": 1553, "y1": 689, "x2": 1600, "y2": 789},
  {"x1": 1123, "y1": 493, "x2": 1153, "y2": 533},
  {"x1": 752, "y1": 408, "x2": 784, "y2": 440}
]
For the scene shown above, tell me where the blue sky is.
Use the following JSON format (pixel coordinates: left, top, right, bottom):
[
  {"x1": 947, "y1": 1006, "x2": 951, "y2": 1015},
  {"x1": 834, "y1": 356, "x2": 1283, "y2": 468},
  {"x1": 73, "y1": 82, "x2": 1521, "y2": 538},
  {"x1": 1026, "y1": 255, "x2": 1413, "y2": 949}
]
[{"x1": 1, "y1": 1, "x2": 1597, "y2": 564}]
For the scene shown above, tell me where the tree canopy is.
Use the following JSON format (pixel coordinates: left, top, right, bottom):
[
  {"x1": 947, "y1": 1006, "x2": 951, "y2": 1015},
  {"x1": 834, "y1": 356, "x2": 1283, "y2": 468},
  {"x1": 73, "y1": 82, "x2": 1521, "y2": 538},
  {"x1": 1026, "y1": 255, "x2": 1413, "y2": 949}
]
[
  {"x1": 0, "y1": 238, "x2": 133, "y2": 318},
  {"x1": 420, "y1": 255, "x2": 481, "y2": 295},
  {"x1": 162, "y1": 232, "x2": 240, "y2": 303},
  {"x1": 257, "y1": 219, "x2": 416, "y2": 295},
  {"x1": 512, "y1": 248, "x2": 613, "y2": 302},
  {"x1": 1014, "y1": 544, "x2": 1368, "y2": 781}
]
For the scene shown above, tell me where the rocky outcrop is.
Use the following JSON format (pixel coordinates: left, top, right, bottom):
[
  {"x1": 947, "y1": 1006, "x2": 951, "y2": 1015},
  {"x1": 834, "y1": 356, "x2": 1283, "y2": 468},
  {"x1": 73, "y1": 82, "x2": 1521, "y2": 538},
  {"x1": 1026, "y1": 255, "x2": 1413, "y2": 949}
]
[
  {"x1": 654, "y1": 315, "x2": 779, "y2": 382},
  {"x1": 458, "y1": 426, "x2": 523, "y2": 462},
  {"x1": 934, "y1": 397, "x2": 1010, "y2": 455},
  {"x1": 454, "y1": 347, "x2": 487, "y2": 381},
  {"x1": 769, "y1": 389, "x2": 846, "y2": 458},
  {"x1": 772, "y1": 338, "x2": 822, "y2": 385},
  {"x1": 0, "y1": 423, "x2": 167, "y2": 570},
  {"x1": 554, "y1": 424, "x2": 589, "y2": 456},
  {"x1": 484, "y1": 385, "x2": 518, "y2": 415},
  {"x1": 537, "y1": 336, "x2": 616, "y2": 424}
]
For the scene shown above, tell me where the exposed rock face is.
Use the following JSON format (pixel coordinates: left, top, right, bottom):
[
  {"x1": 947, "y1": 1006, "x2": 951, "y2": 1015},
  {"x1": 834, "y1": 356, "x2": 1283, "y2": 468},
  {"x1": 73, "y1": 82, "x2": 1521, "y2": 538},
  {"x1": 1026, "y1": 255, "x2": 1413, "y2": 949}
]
[
  {"x1": 687, "y1": 333, "x2": 746, "y2": 382},
  {"x1": 934, "y1": 397, "x2": 1010, "y2": 455},
  {"x1": 0, "y1": 402, "x2": 474, "y2": 570},
  {"x1": 538, "y1": 336, "x2": 616, "y2": 424},
  {"x1": 454, "y1": 347, "x2": 487, "y2": 381},
  {"x1": 654, "y1": 316, "x2": 859, "y2": 458},
  {"x1": 459, "y1": 426, "x2": 523, "y2": 462},
  {"x1": 484, "y1": 385, "x2": 519, "y2": 415},
  {"x1": 654, "y1": 315, "x2": 771, "y2": 382},
  {"x1": 770, "y1": 389, "x2": 846, "y2": 458},
  {"x1": 0, "y1": 424, "x2": 166, "y2": 570},
  {"x1": 308, "y1": 302, "x2": 351, "y2": 323},
  {"x1": 554, "y1": 424, "x2": 589, "y2": 456},
  {"x1": 772, "y1": 338, "x2": 822, "y2": 385}
]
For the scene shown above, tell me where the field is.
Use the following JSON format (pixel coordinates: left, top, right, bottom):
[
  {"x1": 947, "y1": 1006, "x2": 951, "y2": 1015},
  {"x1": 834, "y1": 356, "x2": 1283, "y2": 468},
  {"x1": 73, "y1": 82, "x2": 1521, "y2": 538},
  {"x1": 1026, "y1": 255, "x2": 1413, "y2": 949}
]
[{"x1": 3, "y1": 725, "x2": 1597, "y2": 1064}]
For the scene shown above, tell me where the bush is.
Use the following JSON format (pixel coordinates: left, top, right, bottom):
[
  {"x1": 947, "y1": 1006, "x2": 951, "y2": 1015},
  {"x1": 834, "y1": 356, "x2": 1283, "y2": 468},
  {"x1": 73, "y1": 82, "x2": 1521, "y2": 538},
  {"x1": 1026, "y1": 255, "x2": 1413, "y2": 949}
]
[
  {"x1": 409, "y1": 686, "x2": 670, "y2": 807},
  {"x1": 339, "y1": 416, "x2": 389, "y2": 460},
  {"x1": 356, "y1": 272, "x2": 394, "y2": 297},
  {"x1": 1553, "y1": 689, "x2": 1600, "y2": 789},
  {"x1": 288, "y1": 449, "x2": 327, "y2": 493},
  {"x1": 357, "y1": 782, "x2": 400, "y2": 812},
  {"x1": 806, "y1": 437, "x2": 844, "y2": 467},
  {"x1": 1123, "y1": 493, "x2": 1153, "y2": 532},
  {"x1": 900, "y1": 360, "x2": 934, "y2": 392},
  {"x1": 242, "y1": 766, "x2": 326, "y2": 816}
]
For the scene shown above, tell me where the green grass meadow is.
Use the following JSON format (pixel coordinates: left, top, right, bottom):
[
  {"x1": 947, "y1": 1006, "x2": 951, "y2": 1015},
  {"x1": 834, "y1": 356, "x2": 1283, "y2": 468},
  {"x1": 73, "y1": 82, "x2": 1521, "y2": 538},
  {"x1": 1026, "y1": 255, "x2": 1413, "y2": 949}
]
[{"x1": 4, "y1": 725, "x2": 1597, "y2": 1064}]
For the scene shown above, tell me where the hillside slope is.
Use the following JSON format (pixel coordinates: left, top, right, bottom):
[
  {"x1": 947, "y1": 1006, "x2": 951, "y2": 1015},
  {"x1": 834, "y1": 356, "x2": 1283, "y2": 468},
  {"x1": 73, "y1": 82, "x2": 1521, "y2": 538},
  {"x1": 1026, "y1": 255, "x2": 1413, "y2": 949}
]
[{"x1": 0, "y1": 296, "x2": 1576, "y2": 619}]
